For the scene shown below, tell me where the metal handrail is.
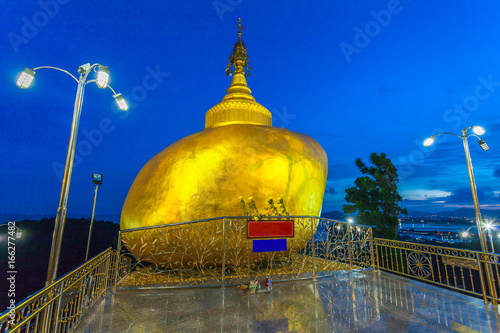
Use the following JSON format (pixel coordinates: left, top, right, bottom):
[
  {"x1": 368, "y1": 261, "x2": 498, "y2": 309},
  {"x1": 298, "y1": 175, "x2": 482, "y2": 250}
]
[
  {"x1": 373, "y1": 238, "x2": 500, "y2": 304},
  {"x1": 0, "y1": 248, "x2": 116, "y2": 333},
  {"x1": 115, "y1": 216, "x2": 374, "y2": 290}
]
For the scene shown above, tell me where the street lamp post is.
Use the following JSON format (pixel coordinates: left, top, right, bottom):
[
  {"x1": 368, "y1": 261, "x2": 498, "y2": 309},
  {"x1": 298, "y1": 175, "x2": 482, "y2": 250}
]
[
  {"x1": 16, "y1": 64, "x2": 128, "y2": 286},
  {"x1": 423, "y1": 125, "x2": 489, "y2": 253},
  {"x1": 85, "y1": 173, "x2": 103, "y2": 262},
  {"x1": 424, "y1": 125, "x2": 497, "y2": 303}
]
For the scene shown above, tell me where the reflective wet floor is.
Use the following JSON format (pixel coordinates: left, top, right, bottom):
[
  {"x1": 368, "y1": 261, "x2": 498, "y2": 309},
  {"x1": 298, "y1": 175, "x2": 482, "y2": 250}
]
[{"x1": 76, "y1": 271, "x2": 500, "y2": 332}]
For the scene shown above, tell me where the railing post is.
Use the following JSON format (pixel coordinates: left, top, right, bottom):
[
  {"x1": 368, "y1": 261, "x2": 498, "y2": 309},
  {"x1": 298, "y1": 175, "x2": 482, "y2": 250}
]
[
  {"x1": 311, "y1": 218, "x2": 316, "y2": 281},
  {"x1": 112, "y1": 232, "x2": 122, "y2": 293},
  {"x1": 485, "y1": 254, "x2": 498, "y2": 305},
  {"x1": 222, "y1": 218, "x2": 226, "y2": 288},
  {"x1": 476, "y1": 252, "x2": 489, "y2": 304},
  {"x1": 369, "y1": 228, "x2": 376, "y2": 270},
  {"x1": 52, "y1": 282, "x2": 64, "y2": 333},
  {"x1": 348, "y1": 225, "x2": 353, "y2": 270},
  {"x1": 104, "y1": 248, "x2": 112, "y2": 291}
]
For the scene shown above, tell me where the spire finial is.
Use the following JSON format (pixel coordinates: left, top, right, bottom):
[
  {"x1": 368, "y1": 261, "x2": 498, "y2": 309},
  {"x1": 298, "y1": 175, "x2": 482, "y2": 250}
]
[
  {"x1": 225, "y1": 18, "x2": 252, "y2": 77},
  {"x1": 238, "y1": 18, "x2": 244, "y2": 38}
]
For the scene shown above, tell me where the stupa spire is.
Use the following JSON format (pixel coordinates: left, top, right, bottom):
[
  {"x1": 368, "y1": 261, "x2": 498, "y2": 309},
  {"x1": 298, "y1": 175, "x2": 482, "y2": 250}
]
[
  {"x1": 205, "y1": 18, "x2": 272, "y2": 128},
  {"x1": 225, "y1": 18, "x2": 252, "y2": 77}
]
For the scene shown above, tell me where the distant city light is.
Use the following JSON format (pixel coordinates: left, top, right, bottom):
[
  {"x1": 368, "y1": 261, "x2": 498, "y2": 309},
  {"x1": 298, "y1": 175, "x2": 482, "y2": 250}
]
[
  {"x1": 423, "y1": 137, "x2": 435, "y2": 147},
  {"x1": 484, "y1": 222, "x2": 493, "y2": 230},
  {"x1": 472, "y1": 126, "x2": 485, "y2": 135},
  {"x1": 462, "y1": 231, "x2": 469, "y2": 238}
]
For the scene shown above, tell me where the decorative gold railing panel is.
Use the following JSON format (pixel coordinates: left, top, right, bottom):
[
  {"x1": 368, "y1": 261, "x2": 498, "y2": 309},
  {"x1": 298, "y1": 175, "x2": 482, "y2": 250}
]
[
  {"x1": 0, "y1": 248, "x2": 126, "y2": 333},
  {"x1": 374, "y1": 238, "x2": 500, "y2": 304},
  {"x1": 116, "y1": 216, "x2": 373, "y2": 288}
]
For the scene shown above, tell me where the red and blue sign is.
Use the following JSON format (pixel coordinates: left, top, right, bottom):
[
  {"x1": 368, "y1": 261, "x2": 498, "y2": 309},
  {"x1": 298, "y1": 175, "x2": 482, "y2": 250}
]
[
  {"x1": 253, "y1": 239, "x2": 287, "y2": 252},
  {"x1": 248, "y1": 220, "x2": 294, "y2": 253}
]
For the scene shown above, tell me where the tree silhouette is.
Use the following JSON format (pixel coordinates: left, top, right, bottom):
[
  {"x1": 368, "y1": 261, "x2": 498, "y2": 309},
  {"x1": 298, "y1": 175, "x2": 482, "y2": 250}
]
[{"x1": 343, "y1": 152, "x2": 407, "y2": 239}]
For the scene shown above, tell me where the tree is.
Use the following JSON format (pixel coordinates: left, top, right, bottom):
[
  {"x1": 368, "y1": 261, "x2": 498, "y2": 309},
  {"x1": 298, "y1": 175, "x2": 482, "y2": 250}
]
[{"x1": 343, "y1": 152, "x2": 407, "y2": 239}]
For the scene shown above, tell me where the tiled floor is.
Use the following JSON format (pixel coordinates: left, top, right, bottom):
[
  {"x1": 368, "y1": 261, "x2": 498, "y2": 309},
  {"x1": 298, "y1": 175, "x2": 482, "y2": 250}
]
[{"x1": 76, "y1": 271, "x2": 500, "y2": 332}]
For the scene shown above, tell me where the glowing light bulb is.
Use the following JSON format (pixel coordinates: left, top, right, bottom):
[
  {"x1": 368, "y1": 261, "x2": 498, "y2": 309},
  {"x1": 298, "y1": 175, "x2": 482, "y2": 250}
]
[
  {"x1": 423, "y1": 137, "x2": 435, "y2": 147},
  {"x1": 472, "y1": 126, "x2": 485, "y2": 135},
  {"x1": 114, "y1": 93, "x2": 128, "y2": 111},
  {"x1": 96, "y1": 66, "x2": 110, "y2": 89},
  {"x1": 16, "y1": 68, "x2": 36, "y2": 88}
]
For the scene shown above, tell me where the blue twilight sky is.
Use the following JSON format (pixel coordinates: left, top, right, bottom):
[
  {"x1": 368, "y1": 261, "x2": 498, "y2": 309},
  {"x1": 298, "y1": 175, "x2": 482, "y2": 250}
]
[{"x1": 1, "y1": 0, "x2": 500, "y2": 220}]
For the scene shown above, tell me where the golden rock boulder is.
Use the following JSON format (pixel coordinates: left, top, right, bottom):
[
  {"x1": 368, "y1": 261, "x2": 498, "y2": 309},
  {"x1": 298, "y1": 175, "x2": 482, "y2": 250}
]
[{"x1": 120, "y1": 19, "x2": 327, "y2": 267}]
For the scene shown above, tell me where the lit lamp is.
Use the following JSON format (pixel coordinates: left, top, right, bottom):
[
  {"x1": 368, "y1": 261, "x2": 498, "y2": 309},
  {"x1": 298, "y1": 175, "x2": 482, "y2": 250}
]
[
  {"x1": 15, "y1": 227, "x2": 22, "y2": 239},
  {"x1": 96, "y1": 66, "x2": 110, "y2": 89},
  {"x1": 484, "y1": 221, "x2": 495, "y2": 253},
  {"x1": 85, "y1": 173, "x2": 103, "y2": 262},
  {"x1": 113, "y1": 93, "x2": 128, "y2": 111},
  {"x1": 16, "y1": 64, "x2": 127, "y2": 285},
  {"x1": 16, "y1": 68, "x2": 36, "y2": 88}
]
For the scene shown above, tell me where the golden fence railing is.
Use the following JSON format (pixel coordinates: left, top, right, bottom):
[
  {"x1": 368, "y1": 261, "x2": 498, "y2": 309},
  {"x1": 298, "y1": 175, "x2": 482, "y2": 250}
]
[
  {"x1": 374, "y1": 238, "x2": 500, "y2": 304},
  {"x1": 0, "y1": 248, "x2": 116, "y2": 333},
  {"x1": 114, "y1": 216, "x2": 373, "y2": 288}
]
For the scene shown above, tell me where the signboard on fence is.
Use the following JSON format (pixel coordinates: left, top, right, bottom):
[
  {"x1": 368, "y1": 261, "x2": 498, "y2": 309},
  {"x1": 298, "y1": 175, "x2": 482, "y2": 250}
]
[
  {"x1": 247, "y1": 220, "x2": 294, "y2": 239},
  {"x1": 442, "y1": 256, "x2": 478, "y2": 270}
]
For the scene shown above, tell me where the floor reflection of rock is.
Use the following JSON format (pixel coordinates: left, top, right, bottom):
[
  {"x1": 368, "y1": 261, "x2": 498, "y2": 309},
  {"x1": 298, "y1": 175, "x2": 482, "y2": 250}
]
[{"x1": 76, "y1": 270, "x2": 500, "y2": 332}]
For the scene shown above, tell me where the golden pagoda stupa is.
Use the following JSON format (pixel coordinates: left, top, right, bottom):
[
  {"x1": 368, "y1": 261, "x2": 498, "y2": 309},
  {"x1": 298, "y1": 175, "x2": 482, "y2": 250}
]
[{"x1": 120, "y1": 19, "x2": 328, "y2": 266}]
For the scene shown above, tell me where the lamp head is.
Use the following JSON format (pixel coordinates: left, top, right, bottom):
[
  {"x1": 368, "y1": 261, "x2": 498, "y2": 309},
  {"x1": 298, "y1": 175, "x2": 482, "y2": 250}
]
[
  {"x1": 16, "y1": 68, "x2": 36, "y2": 89},
  {"x1": 113, "y1": 93, "x2": 128, "y2": 111},
  {"x1": 96, "y1": 66, "x2": 110, "y2": 89},
  {"x1": 92, "y1": 173, "x2": 103, "y2": 186},
  {"x1": 478, "y1": 139, "x2": 489, "y2": 151},
  {"x1": 423, "y1": 137, "x2": 435, "y2": 147},
  {"x1": 472, "y1": 126, "x2": 485, "y2": 135}
]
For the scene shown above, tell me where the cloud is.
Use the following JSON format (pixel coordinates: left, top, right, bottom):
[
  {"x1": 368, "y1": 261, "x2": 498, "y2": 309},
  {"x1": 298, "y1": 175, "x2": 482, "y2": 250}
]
[
  {"x1": 327, "y1": 187, "x2": 336, "y2": 195},
  {"x1": 444, "y1": 187, "x2": 499, "y2": 205}
]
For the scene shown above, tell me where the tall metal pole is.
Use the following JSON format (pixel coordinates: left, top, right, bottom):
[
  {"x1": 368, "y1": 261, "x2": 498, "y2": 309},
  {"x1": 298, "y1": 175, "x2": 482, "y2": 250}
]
[
  {"x1": 462, "y1": 133, "x2": 497, "y2": 303},
  {"x1": 85, "y1": 185, "x2": 99, "y2": 262},
  {"x1": 488, "y1": 228, "x2": 495, "y2": 253},
  {"x1": 46, "y1": 71, "x2": 86, "y2": 285},
  {"x1": 462, "y1": 135, "x2": 488, "y2": 253}
]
